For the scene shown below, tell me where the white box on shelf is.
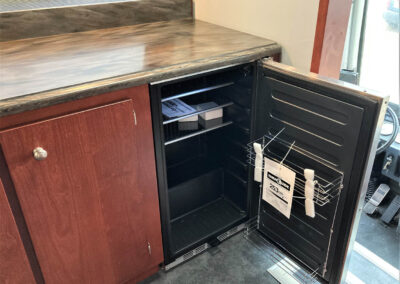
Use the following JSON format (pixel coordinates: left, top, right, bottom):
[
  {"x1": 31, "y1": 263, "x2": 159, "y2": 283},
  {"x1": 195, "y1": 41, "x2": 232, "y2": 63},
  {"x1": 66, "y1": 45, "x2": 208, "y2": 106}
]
[
  {"x1": 179, "y1": 115, "x2": 198, "y2": 122},
  {"x1": 178, "y1": 114, "x2": 199, "y2": 131},
  {"x1": 195, "y1": 102, "x2": 223, "y2": 120}
]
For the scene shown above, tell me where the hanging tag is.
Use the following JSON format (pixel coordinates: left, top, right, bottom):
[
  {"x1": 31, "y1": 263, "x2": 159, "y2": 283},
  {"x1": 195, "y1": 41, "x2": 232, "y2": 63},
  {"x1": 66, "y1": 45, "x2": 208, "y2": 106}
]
[
  {"x1": 304, "y1": 169, "x2": 315, "y2": 218},
  {"x1": 262, "y1": 157, "x2": 296, "y2": 219},
  {"x1": 253, "y1": 143, "x2": 263, "y2": 182}
]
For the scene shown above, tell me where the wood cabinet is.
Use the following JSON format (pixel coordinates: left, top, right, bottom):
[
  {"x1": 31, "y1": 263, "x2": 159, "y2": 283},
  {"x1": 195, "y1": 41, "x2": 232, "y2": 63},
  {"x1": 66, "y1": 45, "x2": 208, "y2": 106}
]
[
  {"x1": 0, "y1": 180, "x2": 36, "y2": 284},
  {"x1": 0, "y1": 85, "x2": 163, "y2": 283}
]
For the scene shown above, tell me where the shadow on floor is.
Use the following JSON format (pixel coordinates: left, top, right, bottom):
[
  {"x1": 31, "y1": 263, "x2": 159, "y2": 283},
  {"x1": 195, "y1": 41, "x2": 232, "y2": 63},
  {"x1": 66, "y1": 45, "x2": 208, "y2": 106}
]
[
  {"x1": 140, "y1": 233, "x2": 279, "y2": 284},
  {"x1": 142, "y1": 212, "x2": 399, "y2": 284}
]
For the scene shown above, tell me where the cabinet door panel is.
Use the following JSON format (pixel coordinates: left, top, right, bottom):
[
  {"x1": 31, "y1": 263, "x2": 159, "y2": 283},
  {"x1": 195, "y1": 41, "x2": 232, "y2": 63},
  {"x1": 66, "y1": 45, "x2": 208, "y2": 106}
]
[
  {"x1": 0, "y1": 180, "x2": 36, "y2": 284},
  {"x1": 0, "y1": 98, "x2": 163, "y2": 283}
]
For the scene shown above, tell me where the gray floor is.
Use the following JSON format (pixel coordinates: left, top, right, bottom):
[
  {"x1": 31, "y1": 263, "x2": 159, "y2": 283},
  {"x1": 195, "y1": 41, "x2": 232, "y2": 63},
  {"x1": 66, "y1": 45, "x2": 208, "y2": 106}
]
[
  {"x1": 141, "y1": 233, "x2": 280, "y2": 284},
  {"x1": 346, "y1": 212, "x2": 399, "y2": 284},
  {"x1": 142, "y1": 213, "x2": 399, "y2": 284},
  {"x1": 355, "y1": 211, "x2": 398, "y2": 268}
]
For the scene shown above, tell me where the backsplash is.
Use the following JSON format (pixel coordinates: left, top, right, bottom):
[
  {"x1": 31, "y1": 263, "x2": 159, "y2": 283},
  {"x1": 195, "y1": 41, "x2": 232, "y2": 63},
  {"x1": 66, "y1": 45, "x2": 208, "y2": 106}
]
[{"x1": 0, "y1": 0, "x2": 192, "y2": 42}]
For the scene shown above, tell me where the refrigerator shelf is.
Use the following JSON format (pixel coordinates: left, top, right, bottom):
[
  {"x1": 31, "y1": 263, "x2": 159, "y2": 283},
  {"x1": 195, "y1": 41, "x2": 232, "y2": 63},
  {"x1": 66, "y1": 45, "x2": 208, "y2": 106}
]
[
  {"x1": 164, "y1": 120, "x2": 233, "y2": 145},
  {"x1": 161, "y1": 82, "x2": 234, "y2": 102},
  {"x1": 163, "y1": 100, "x2": 234, "y2": 125}
]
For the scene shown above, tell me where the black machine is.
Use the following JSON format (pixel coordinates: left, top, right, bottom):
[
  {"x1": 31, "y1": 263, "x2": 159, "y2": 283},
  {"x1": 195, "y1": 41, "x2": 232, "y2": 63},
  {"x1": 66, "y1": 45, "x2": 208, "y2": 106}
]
[
  {"x1": 364, "y1": 103, "x2": 400, "y2": 226},
  {"x1": 378, "y1": 103, "x2": 400, "y2": 186},
  {"x1": 149, "y1": 59, "x2": 387, "y2": 283}
]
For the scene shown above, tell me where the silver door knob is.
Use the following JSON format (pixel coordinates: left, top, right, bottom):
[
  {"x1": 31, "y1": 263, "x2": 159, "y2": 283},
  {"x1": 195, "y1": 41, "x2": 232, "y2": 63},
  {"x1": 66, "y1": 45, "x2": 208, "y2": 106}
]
[{"x1": 33, "y1": 147, "x2": 47, "y2": 161}]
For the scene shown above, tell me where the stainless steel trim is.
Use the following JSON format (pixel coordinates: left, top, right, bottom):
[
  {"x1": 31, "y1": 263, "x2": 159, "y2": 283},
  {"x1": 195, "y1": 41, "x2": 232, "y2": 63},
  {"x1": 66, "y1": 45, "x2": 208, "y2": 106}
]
[
  {"x1": 261, "y1": 58, "x2": 389, "y2": 102},
  {"x1": 339, "y1": 97, "x2": 389, "y2": 283}
]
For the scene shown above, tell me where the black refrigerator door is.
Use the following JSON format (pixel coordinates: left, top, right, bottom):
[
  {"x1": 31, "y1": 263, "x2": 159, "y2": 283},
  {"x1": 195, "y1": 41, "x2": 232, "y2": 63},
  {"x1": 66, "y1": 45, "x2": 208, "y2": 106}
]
[{"x1": 252, "y1": 59, "x2": 388, "y2": 283}]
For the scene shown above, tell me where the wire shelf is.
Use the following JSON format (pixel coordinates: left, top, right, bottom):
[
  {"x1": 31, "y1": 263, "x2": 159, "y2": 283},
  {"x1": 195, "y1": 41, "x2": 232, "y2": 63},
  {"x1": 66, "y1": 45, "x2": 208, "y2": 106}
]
[
  {"x1": 244, "y1": 218, "x2": 320, "y2": 284},
  {"x1": 247, "y1": 133, "x2": 344, "y2": 207}
]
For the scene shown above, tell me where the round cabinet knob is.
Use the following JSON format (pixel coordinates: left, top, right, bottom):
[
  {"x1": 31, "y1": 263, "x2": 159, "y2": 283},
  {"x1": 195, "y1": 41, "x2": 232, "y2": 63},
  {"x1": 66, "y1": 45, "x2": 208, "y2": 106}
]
[{"x1": 33, "y1": 147, "x2": 48, "y2": 161}]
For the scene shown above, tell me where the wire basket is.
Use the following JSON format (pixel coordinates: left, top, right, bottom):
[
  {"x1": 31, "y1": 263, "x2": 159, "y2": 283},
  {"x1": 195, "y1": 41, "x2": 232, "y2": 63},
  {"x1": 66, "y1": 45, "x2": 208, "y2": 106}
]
[
  {"x1": 244, "y1": 217, "x2": 321, "y2": 284},
  {"x1": 247, "y1": 133, "x2": 344, "y2": 207}
]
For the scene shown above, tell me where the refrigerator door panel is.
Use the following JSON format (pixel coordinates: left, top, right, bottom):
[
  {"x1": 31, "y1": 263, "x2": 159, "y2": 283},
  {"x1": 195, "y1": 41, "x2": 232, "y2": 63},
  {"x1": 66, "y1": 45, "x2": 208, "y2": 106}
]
[{"x1": 252, "y1": 59, "x2": 388, "y2": 283}]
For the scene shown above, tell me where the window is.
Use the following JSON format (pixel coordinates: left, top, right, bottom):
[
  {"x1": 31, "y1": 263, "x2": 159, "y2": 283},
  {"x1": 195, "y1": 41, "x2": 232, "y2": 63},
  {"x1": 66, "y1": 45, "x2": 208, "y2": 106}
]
[{"x1": 341, "y1": 0, "x2": 399, "y2": 104}]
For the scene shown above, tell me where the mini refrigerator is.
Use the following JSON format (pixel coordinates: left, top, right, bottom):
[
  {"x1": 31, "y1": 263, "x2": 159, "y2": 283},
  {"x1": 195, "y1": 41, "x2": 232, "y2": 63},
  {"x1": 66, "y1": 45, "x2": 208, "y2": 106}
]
[{"x1": 150, "y1": 59, "x2": 388, "y2": 283}]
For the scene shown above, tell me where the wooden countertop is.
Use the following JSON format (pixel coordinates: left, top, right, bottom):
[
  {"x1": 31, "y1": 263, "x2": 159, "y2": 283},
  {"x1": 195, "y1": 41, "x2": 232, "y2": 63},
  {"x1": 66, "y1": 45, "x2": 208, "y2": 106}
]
[{"x1": 0, "y1": 19, "x2": 280, "y2": 116}]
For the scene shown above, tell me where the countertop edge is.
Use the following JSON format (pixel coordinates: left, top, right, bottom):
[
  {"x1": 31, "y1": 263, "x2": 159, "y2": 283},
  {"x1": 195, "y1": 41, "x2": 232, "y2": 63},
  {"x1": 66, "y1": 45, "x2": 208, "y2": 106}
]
[{"x1": 0, "y1": 43, "x2": 281, "y2": 117}]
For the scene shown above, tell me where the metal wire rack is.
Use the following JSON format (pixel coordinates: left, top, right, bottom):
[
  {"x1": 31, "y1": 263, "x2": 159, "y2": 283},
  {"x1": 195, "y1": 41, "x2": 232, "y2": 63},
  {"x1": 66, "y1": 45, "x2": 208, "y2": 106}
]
[
  {"x1": 247, "y1": 132, "x2": 344, "y2": 207},
  {"x1": 244, "y1": 217, "x2": 320, "y2": 284}
]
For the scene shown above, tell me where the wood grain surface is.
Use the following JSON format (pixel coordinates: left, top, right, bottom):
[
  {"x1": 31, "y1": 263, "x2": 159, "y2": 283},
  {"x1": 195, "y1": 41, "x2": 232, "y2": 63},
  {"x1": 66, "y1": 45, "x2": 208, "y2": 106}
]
[
  {"x1": 311, "y1": 0, "x2": 352, "y2": 78},
  {"x1": 0, "y1": 179, "x2": 36, "y2": 284},
  {"x1": 0, "y1": 86, "x2": 163, "y2": 283},
  {"x1": 318, "y1": 0, "x2": 352, "y2": 79},
  {"x1": 311, "y1": 0, "x2": 330, "y2": 74}
]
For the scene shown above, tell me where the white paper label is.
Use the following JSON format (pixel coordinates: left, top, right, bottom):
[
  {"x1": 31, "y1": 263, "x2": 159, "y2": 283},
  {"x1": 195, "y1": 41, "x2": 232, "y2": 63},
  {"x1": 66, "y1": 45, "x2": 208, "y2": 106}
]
[
  {"x1": 162, "y1": 99, "x2": 196, "y2": 118},
  {"x1": 262, "y1": 157, "x2": 296, "y2": 219}
]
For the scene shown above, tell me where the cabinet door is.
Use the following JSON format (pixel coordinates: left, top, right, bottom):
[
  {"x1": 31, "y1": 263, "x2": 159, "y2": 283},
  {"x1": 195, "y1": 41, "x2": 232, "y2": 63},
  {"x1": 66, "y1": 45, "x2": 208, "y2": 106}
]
[
  {"x1": 0, "y1": 99, "x2": 163, "y2": 283},
  {"x1": 0, "y1": 180, "x2": 36, "y2": 284},
  {"x1": 253, "y1": 59, "x2": 387, "y2": 283}
]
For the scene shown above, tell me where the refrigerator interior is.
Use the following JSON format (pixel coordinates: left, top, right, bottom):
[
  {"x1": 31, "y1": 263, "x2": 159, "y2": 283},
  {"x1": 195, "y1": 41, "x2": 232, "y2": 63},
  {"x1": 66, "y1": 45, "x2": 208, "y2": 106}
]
[{"x1": 158, "y1": 65, "x2": 255, "y2": 257}]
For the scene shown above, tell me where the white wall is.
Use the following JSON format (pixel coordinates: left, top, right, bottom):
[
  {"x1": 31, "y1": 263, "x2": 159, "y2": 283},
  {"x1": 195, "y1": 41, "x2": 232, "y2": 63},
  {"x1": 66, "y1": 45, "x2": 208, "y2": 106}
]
[{"x1": 194, "y1": 0, "x2": 320, "y2": 72}]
